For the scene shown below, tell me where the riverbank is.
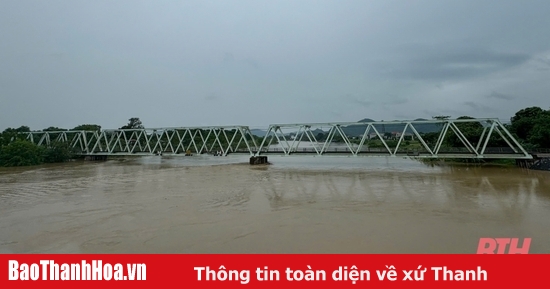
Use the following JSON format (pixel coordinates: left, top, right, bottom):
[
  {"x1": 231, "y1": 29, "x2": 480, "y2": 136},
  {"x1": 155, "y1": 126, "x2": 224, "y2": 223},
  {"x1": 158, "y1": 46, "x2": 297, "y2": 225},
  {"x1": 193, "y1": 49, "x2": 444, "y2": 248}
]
[{"x1": 418, "y1": 158, "x2": 517, "y2": 167}]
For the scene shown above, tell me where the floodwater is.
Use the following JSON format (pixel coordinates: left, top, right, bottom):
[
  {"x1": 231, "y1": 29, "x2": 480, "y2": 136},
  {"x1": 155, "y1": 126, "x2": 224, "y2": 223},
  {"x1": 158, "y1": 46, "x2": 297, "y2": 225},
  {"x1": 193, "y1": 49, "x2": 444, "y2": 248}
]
[{"x1": 0, "y1": 155, "x2": 549, "y2": 254}]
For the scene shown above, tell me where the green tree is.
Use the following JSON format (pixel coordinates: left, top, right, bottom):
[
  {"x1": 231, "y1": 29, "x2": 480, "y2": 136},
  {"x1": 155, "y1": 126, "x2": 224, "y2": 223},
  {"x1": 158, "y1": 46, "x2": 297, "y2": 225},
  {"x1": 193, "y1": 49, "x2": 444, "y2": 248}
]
[
  {"x1": 316, "y1": 132, "x2": 325, "y2": 141},
  {"x1": 1, "y1": 126, "x2": 30, "y2": 146},
  {"x1": 508, "y1": 107, "x2": 550, "y2": 148},
  {"x1": 528, "y1": 116, "x2": 550, "y2": 148},
  {"x1": 43, "y1": 126, "x2": 67, "y2": 131},
  {"x1": 120, "y1": 118, "x2": 144, "y2": 129},
  {"x1": 18, "y1": 126, "x2": 31, "y2": 132},
  {"x1": 432, "y1": 115, "x2": 451, "y2": 121},
  {"x1": 0, "y1": 140, "x2": 44, "y2": 166},
  {"x1": 421, "y1": 132, "x2": 440, "y2": 147},
  {"x1": 445, "y1": 116, "x2": 483, "y2": 147},
  {"x1": 73, "y1": 124, "x2": 101, "y2": 131},
  {"x1": 43, "y1": 141, "x2": 74, "y2": 163}
]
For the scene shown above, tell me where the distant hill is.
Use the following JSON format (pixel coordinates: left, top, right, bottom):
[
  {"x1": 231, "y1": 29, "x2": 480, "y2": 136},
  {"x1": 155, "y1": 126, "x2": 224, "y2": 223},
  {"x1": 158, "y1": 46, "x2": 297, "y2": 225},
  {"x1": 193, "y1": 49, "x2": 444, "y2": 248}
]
[
  {"x1": 250, "y1": 128, "x2": 329, "y2": 137},
  {"x1": 341, "y1": 118, "x2": 442, "y2": 136},
  {"x1": 250, "y1": 129, "x2": 267, "y2": 137},
  {"x1": 358, "y1": 118, "x2": 376, "y2": 123},
  {"x1": 251, "y1": 118, "x2": 446, "y2": 138}
]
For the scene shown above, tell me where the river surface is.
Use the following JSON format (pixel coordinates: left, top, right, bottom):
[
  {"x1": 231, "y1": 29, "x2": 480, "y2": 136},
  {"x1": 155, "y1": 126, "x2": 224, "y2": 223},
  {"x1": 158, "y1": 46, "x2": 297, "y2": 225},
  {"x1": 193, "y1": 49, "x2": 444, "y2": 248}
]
[{"x1": 1, "y1": 155, "x2": 549, "y2": 253}]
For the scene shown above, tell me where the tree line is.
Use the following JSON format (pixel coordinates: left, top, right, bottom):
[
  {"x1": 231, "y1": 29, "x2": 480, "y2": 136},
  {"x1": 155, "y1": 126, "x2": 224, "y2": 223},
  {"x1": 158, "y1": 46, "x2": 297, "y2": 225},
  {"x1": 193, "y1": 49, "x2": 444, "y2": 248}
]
[{"x1": 426, "y1": 107, "x2": 550, "y2": 150}]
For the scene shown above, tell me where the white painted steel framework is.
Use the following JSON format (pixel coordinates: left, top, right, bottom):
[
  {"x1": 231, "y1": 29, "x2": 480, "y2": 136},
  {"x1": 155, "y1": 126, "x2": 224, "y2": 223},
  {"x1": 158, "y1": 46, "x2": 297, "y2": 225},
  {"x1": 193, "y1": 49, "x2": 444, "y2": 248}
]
[
  {"x1": 22, "y1": 126, "x2": 258, "y2": 156},
  {"x1": 19, "y1": 119, "x2": 532, "y2": 159},
  {"x1": 255, "y1": 118, "x2": 532, "y2": 159}
]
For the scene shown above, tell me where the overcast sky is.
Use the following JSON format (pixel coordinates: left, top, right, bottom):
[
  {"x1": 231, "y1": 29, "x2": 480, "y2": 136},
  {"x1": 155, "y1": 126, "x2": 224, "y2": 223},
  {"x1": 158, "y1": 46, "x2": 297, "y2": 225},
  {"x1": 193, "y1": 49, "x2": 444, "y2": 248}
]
[{"x1": 1, "y1": 0, "x2": 549, "y2": 130}]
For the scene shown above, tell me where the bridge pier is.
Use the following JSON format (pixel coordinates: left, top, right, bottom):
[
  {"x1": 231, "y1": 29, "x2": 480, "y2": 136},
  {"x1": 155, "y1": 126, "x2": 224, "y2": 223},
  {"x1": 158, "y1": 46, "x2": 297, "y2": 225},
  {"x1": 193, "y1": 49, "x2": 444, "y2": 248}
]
[
  {"x1": 518, "y1": 154, "x2": 550, "y2": 171},
  {"x1": 516, "y1": 159, "x2": 533, "y2": 169},
  {"x1": 250, "y1": 156, "x2": 268, "y2": 165},
  {"x1": 84, "y1": 155, "x2": 108, "y2": 161}
]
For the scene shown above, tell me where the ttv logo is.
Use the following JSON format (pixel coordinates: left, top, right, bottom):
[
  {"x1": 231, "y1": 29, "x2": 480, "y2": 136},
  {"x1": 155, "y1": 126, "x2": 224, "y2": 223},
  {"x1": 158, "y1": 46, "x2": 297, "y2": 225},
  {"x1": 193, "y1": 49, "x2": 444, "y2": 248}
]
[{"x1": 477, "y1": 238, "x2": 531, "y2": 254}]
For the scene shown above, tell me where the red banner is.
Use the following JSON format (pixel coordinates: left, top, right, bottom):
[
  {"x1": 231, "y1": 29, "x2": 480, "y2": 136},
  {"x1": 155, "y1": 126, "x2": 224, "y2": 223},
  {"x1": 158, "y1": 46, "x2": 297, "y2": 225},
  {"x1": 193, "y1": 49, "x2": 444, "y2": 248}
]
[{"x1": 1, "y1": 254, "x2": 547, "y2": 288}]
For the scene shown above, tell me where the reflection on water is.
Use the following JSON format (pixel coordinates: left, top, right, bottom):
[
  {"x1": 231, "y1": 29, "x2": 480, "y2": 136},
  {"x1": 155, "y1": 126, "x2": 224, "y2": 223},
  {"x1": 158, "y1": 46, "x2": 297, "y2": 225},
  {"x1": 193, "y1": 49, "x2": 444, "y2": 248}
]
[
  {"x1": 261, "y1": 169, "x2": 550, "y2": 220},
  {"x1": 0, "y1": 156, "x2": 549, "y2": 253}
]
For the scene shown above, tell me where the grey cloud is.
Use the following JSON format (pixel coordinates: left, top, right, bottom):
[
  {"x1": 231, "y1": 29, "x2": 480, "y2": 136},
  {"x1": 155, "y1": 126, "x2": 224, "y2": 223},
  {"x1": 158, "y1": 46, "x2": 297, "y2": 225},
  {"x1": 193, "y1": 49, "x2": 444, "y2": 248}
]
[
  {"x1": 394, "y1": 114, "x2": 415, "y2": 120},
  {"x1": 422, "y1": 110, "x2": 441, "y2": 118},
  {"x1": 344, "y1": 93, "x2": 407, "y2": 108},
  {"x1": 463, "y1": 102, "x2": 496, "y2": 113},
  {"x1": 1, "y1": 0, "x2": 550, "y2": 130},
  {"x1": 381, "y1": 95, "x2": 408, "y2": 105},
  {"x1": 243, "y1": 58, "x2": 259, "y2": 69},
  {"x1": 343, "y1": 94, "x2": 372, "y2": 108},
  {"x1": 205, "y1": 93, "x2": 219, "y2": 101},
  {"x1": 537, "y1": 56, "x2": 550, "y2": 66},
  {"x1": 440, "y1": 109, "x2": 464, "y2": 117},
  {"x1": 487, "y1": 91, "x2": 514, "y2": 100},
  {"x1": 383, "y1": 47, "x2": 530, "y2": 81},
  {"x1": 534, "y1": 56, "x2": 550, "y2": 71},
  {"x1": 326, "y1": 110, "x2": 343, "y2": 118},
  {"x1": 463, "y1": 102, "x2": 480, "y2": 110},
  {"x1": 223, "y1": 53, "x2": 234, "y2": 62}
]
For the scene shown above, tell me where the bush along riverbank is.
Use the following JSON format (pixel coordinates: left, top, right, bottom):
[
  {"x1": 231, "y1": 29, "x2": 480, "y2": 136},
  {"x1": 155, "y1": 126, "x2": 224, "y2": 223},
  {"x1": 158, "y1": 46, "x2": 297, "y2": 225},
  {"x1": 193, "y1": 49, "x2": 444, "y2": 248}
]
[{"x1": 0, "y1": 140, "x2": 75, "y2": 167}]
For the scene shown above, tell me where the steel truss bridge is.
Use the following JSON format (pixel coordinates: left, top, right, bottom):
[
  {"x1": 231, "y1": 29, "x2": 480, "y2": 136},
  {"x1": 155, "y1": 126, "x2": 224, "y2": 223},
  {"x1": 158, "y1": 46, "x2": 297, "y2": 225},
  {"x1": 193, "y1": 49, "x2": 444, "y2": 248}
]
[{"x1": 21, "y1": 118, "x2": 533, "y2": 159}]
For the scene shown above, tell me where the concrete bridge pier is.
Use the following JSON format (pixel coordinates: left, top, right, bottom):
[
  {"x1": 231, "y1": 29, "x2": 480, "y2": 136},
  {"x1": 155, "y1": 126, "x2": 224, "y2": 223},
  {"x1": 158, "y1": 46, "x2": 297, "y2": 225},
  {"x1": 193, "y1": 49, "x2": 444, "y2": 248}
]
[{"x1": 250, "y1": 156, "x2": 268, "y2": 165}]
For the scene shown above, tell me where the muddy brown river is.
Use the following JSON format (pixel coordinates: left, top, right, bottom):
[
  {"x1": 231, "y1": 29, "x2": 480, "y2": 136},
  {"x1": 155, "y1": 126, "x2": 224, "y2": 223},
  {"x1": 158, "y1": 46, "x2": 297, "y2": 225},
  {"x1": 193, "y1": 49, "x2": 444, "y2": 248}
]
[{"x1": 1, "y1": 155, "x2": 549, "y2": 253}]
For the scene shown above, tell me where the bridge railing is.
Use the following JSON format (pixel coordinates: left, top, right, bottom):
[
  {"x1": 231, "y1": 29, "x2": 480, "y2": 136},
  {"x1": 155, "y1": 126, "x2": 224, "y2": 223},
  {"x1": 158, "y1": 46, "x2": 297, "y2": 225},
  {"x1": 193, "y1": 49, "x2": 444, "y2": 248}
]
[{"x1": 531, "y1": 148, "x2": 550, "y2": 153}]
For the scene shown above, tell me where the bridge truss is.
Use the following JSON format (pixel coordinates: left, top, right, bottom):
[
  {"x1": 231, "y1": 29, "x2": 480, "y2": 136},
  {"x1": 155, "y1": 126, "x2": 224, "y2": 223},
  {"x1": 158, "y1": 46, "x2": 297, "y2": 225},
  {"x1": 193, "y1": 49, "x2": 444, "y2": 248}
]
[
  {"x1": 255, "y1": 118, "x2": 532, "y2": 159},
  {"x1": 22, "y1": 126, "x2": 258, "y2": 156},
  {"x1": 19, "y1": 118, "x2": 532, "y2": 159}
]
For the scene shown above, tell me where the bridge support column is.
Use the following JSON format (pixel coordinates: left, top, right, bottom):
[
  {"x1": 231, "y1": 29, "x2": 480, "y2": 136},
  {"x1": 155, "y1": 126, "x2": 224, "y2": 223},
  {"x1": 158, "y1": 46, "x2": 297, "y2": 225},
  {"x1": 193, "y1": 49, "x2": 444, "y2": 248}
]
[
  {"x1": 84, "y1": 155, "x2": 108, "y2": 161},
  {"x1": 250, "y1": 156, "x2": 268, "y2": 165},
  {"x1": 517, "y1": 155, "x2": 550, "y2": 170},
  {"x1": 516, "y1": 159, "x2": 530, "y2": 169}
]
